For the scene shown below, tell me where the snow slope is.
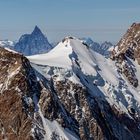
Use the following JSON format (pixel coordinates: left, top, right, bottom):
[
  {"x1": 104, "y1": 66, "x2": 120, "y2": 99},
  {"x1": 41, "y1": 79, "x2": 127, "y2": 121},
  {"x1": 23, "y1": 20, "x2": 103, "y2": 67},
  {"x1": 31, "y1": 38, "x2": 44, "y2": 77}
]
[
  {"x1": 28, "y1": 37, "x2": 140, "y2": 138},
  {"x1": 28, "y1": 40, "x2": 72, "y2": 69},
  {"x1": 28, "y1": 37, "x2": 97, "y2": 76}
]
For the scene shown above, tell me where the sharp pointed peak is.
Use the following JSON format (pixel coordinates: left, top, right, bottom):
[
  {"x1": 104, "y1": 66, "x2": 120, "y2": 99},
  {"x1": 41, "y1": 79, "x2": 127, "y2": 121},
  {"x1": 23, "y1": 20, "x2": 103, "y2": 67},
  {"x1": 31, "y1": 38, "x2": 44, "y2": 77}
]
[
  {"x1": 32, "y1": 25, "x2": 42, "y2": 35},
  {"x1": 34, "y1": 25, "x2": 40, "y2": 30}
]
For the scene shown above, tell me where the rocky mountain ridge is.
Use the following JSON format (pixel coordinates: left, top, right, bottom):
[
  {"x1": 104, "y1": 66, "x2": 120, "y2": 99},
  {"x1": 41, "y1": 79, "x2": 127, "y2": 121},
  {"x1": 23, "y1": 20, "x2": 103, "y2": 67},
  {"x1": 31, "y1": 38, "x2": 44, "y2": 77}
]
[
  {"x1": 111, "y1": 23, "x2": 140, "y2": 87},
  {"x1": 0, "y1": 47, "x2": 41, "y2": 139}
]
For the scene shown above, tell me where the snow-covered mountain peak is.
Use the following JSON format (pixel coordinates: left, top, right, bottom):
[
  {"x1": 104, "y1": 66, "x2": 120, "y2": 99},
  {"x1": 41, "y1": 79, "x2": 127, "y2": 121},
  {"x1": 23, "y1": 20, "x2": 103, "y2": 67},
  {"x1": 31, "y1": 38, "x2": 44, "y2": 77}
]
[
  {"x1": 27, "y1": 34, "x2": 140, "y2": 139},
  {"x1": 28, "y1": 37, "x2": 97, "y2": 76}
]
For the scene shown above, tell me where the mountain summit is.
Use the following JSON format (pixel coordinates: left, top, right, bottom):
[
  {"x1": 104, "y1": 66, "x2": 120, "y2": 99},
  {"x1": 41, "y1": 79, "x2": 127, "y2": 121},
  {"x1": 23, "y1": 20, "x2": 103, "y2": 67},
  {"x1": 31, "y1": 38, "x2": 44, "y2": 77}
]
[
  {"x1": 28, "y1": 36, "x2": 140, "y2": 139},
  {"x1": 31, "y1": 25, "x2": 44, "y2": 36},
  {"x1": 14, "y1": 26, "x2": 52, "y2": 56}
]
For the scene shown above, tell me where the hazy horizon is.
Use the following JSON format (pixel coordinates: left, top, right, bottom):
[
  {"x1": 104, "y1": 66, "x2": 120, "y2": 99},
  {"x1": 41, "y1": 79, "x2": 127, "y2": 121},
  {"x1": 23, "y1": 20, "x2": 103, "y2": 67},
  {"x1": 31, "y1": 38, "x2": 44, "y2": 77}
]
[{"x1": 0, "y1": 0, "x2": 140, "y2": 43}]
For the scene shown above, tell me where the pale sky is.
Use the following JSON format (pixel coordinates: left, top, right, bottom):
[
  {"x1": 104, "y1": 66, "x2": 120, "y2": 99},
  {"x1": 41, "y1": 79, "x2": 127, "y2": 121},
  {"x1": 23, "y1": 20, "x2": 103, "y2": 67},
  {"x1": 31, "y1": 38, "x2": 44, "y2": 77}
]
[{"x1": 0, "y1": 0, "x2": 140, "y2": 43}]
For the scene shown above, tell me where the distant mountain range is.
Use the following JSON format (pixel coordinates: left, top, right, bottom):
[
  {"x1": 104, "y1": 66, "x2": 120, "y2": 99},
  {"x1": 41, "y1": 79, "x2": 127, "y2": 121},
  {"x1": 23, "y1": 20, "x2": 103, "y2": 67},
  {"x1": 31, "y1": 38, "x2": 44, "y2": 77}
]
[
  {"x1": 0, "y1": 39, "x2": 15, "y2": 48},
  {"x1": 82, "y1": 37, "x2": 113, "y2": 56},
  {"x1": 0, "y1": 29, "x2": 113, "y2": 56}
]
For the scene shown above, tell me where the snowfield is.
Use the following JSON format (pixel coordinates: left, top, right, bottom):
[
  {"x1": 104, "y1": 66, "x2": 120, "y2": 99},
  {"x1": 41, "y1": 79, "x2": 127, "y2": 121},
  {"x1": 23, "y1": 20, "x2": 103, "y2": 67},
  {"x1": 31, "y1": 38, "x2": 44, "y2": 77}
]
[{"x1": 28, "y1": 41, "x2": 73, "y2": 69}]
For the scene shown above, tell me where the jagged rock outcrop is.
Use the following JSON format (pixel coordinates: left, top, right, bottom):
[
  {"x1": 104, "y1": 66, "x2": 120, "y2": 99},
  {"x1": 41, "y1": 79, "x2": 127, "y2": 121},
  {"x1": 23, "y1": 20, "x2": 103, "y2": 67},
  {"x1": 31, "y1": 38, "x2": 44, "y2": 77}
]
[
  {"x1": 115, "y1": 23, "x2": 140, "y2": 62},
  {"x1": 111, "y1": 23, "x2": 140, "y2": 87},
  {"x1": 0, "y1": 47, "x2": 44, "y2": 140}
]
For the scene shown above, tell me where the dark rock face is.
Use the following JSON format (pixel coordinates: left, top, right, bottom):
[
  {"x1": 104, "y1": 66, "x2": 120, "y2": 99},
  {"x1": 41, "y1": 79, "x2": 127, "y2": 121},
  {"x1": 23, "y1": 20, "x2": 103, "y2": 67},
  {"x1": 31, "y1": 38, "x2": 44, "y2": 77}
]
[
  {"x1": 112, "y1": 23, "x2": 140, "y2": 62},
  {"x1": 0, "y1": 47, "x2": 43, "y2": 139},
  {"x1": 116, "y1": 23, "x2": 140, "y2": 62},
  {"x1": 111, "y1": 23, "x2": 140, "y2": 87},
  {"x1": 14, "y1": 26, "x2": 52, "y2": 56},
  {"x1": 38, "y1": 75, "x2": 140, "y2": 140}
]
